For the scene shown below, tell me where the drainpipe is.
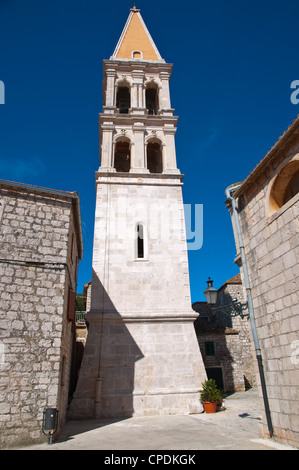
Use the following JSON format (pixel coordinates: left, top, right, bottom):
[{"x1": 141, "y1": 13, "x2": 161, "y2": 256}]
[{"x1": 225, "y1": 184, "x2": 274, "y2": 439}]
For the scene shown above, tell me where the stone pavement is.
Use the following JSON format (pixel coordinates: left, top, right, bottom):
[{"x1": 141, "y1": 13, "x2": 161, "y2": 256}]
[{"x1": 23, "y1": 389, "x2": 294, "y2": 451}]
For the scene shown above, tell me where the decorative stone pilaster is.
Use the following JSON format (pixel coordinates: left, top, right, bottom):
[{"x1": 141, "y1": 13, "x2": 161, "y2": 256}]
[
  {"x1": 131, "y1": 122, "x2": 145, "y2": 171},
  {"x1": 105, "y1": 68, "x2": 116, "y2": 107},
  {"x1": 99, "y1": 122, "x2": 114, "y2": 171},
  {"x1": 132, "y1": 69, "x2": 146, "y2": 114},
  {"x1": 159, "y1": 71, "x2": 171, "y2": 110},
  {"x1": 163, "y1": 125, "x2": 180, "y2": 174}
]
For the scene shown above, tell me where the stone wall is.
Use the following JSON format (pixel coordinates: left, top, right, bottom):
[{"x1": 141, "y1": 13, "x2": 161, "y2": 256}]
[
  {"x1": 69, "y1": 174, "x2": 207, "y2": 419},
  {"x1": 195, "y1": 275, "x2": 257, "y2": 393},
  {"x1": 231, "y1": 140, "x2": 299, "y2": 447},
  {"x1": 91, "y1": 177, "x2": 193, "y2": 316},
  {"x1": 197, "y1": 330, "x2": 243, "y2": 392},
  {"x1": 218, "y1": 279, "x2": 257, "y2": 388},
  {"x1": 0, "y1": 184, "x2": 80, "y2": 448}
]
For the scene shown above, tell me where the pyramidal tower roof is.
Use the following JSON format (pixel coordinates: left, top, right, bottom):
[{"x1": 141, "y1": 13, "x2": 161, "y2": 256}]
[{"x1": 111, "y1": 6, "x2": 164, "y2": 62}]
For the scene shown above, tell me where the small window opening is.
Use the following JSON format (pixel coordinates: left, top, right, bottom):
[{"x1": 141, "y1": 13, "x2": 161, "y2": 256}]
[
  {"x1": 205, "y1": 342, "x2": 215, "y2": 357},
  {"x1": 116, "y1": 86, "x2": 130, "y2": 114},
  {"x1": 137, "y1": 224, "x2": 144, "y2": 259},
  {"x1": 114, "y1": 140, "x2": 130, "y2": 172},
  {"x1": 147, "y1": 142, "x2": 163, "y2": 173},
  {"x1": 146, "y1": 87, "x2": 159, "y2": 115},
  {"x1": 133, "y1": 50, "x2": 142, "y2": 59}
]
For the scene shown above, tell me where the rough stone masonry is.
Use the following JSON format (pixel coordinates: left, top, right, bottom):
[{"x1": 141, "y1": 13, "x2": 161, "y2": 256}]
[{"x1": 0, "y1": 180, "x2": 82, "y2": 448}]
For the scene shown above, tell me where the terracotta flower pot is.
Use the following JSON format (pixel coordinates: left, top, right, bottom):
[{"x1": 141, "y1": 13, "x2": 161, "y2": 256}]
[{"x1": 202, "y1": 401, "x2": 217, "y2": 413}]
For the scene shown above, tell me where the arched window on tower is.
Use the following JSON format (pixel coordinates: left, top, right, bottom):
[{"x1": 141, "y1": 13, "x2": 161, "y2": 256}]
[
  {"x1": 145, "y1": 83, "x2": 159, "y2": 115},
  {"x1": 114, "y1": 139, "x2": 131, "y2": 172},
  {"x1": 147, "y1": 140, "x2": 163, "y2": 174},
  {"x1": 269, "y1": 159, "x2": 299, "y2": 215},
  {"x1": 116, "y1": 85, "x2": 130, "y2": 114},
  {"x1": 132, "y1": 50, "x2": 142, "y2": 59}
]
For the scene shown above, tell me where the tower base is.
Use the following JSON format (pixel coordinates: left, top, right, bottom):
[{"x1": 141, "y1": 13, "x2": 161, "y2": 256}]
[{"x1": 68, "y1": 312, "x2": 206, "y2": 419}]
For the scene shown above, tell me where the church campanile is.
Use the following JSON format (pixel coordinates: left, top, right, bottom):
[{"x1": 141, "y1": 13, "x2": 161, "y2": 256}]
[{"x1": 70, "y1": 6, "x2": 206, "y2": 419}]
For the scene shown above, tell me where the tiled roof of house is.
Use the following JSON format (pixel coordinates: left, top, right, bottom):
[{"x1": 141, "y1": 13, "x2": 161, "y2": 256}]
[
  {"x1": 0, "y1": 179, "x2": 78, "y2": 198},
  {"x1": 218, "y1": 273, "x2": 241, "y2": 291},
  {"x1": 225, "y1": 273, "x2": 241, "y2": 284}
]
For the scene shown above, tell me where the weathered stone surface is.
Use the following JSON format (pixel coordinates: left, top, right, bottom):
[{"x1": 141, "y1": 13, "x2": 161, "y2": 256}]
[
  {"x1": 69, "y1": 179, "x2": 207, "y2": 418},
  {"x1": 69, "y1": 12, "x2": 207, "y2": 419},
  {"x1": 227, "y1": 130, "x2": 299, "y2": 448},
  {"x1": 0, "y1": 183, "x2": 82, "y2": 448}
]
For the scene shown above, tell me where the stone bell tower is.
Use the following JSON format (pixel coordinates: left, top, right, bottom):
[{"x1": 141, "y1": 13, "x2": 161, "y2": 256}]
[{"x1": 69, "y1": 6, "x2": 206, "y2": 419}]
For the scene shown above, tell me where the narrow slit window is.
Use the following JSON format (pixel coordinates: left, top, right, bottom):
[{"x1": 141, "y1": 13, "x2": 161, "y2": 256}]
[{"x1": 137, "y1": 224, "x2": 144, "y2": 259}]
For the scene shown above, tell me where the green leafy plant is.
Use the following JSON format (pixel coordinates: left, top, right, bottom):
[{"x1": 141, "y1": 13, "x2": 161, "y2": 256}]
[{"x1": 200, "y1": 379, "x2": 222, "y2": 403}]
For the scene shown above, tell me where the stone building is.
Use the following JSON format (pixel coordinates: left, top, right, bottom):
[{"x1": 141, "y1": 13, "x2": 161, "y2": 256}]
[
  {"x1": 193, "y1": 274, "x2": 256, "y2": 393},
  {"x1": 217, "y1": 274, "x2": 257, "y2": 389},
  {"x1": 69, "y1": 6, "x2": 206, "y2": 419},
  {"x1": 225, "y1": 115, "x2": 299, "y2": 447},
  {"x1": 0, "y1": 179, "x2": 83, "y2": 448}
]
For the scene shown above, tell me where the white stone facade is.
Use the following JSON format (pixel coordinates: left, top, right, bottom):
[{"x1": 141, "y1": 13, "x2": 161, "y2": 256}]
[
  {"x1": 69, "y1": 11, "x2": 206, "y2": 419},
  {"x1": 100, "y1": 60, "x2": 179, "y2": 175},
  {"x1": 70, "y1": 175, "x2": 206, "y2": 418}
]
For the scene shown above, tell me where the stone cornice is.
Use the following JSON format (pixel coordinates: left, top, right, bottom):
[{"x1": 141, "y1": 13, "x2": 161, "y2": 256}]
[
  {"x1": 85, "y1": 310, "x2": 198, "y2": 323},
  {"x1": 99, "y1": 112, "x2": 178, "y2": 126},
  {"x1": 95, "y1": 171, "x2": 184, "y2": 185},
  {"x1": 103, "y1": 59, "x2": 172, "y2": 75}
]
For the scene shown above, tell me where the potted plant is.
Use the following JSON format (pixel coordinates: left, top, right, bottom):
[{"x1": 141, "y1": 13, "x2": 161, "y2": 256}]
[{"x1": 200, "y1": 379, "x2": 222, "y2": 414}]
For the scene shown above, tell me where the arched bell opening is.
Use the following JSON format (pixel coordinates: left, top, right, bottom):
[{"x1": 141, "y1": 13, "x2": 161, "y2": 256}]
[
  {"x1": 114, "y1": 139, "x2": 131, "y2": 173},
  {"x1": 145, "y1": 83, "x2": 159, "y2": 115},
  {"x1": 146, "y1": 140, "x2": 163, "y2": 174},
  {"x1": 116, "y1": 83, "x2": 131, "y2": 114}
]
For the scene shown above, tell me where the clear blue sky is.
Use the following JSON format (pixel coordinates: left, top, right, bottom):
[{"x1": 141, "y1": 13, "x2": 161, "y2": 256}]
[{"x1": 0, "y1": 0, "x2": 298, "y2": 302}]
